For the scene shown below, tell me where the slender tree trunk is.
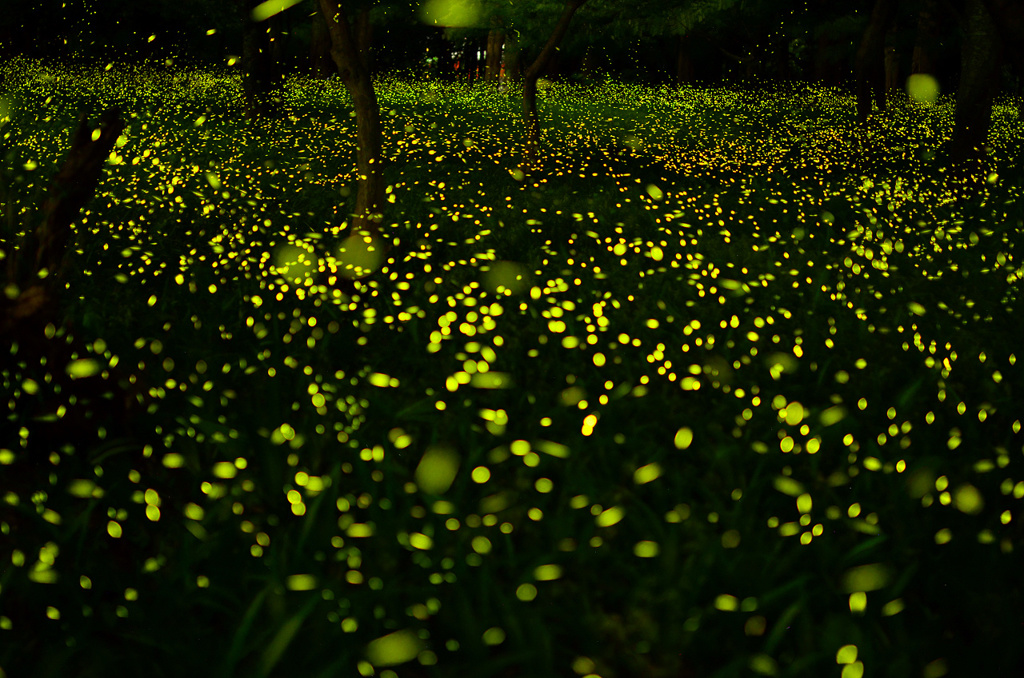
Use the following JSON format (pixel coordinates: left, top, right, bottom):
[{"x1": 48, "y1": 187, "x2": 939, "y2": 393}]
[
  {"x1": 978, "y1": 0, "x2": 1024, "y2": 126},
  {"x1": 912, "y1": 0, "x2": 940, "y2": 74},
  {"x1": 437, "y1": 30, "x2": 455, "y2": 82},
  {"x1": 884, "y1": 33, "x2": 899, "y2": 93},
  {"x1": 522, "y1": 0, "x2": 590, "y2": 167},
  {"x1": 485, "y1": 22, "x2": 504, "y2": 84},
  {"x1": 503, "y1": 32, "x2": 522, "y2": 83},
  {"x1": 311, "y1": 8, "x2": 334, "y2": 79},
  {"x1": 240, "y1": 0, "x2": 284, "y2": 121},
  {"x1": 3, "y1": 108, "x2": 124, "y2": 323},
  {"x1": 951, "y1": 0, "x2": 1003, "y2": 165},
  {"x1": 814, "y1": 31, "x2": 841, "y2": 86},
  {"x1": 855, "y1": 0, "x2": 896, "y2": 124},
  {"x1": 269, "y1": 10, "x2": 289, "y2": 78},
  {"x1": 461, "y1": 37, "x2": 479, "y2": 83},
  {"x1": 318, "y1": 0, "x2": 387, "y2": 244},
  {"x1": 675, "y1": 36, "x2": 695, "y2": 84}
]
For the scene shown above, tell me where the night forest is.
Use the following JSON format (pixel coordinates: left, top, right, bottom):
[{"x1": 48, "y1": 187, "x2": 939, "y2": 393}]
[{"x1": 2, "y1": 1, "x2": 1024, "y2": 677}]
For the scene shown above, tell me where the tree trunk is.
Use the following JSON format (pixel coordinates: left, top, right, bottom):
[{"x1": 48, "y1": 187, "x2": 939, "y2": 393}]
[
  {"x1": 522, "y1": 0, "x2": 591, "y2": 167},
  {"x1": 3, "y1": 108, "x2": 124, "y2": 334},
  {"x1": 461, "y1": 37, "x2": 479, "y2": 83},
  {"x1": 951, "y1": 0, "x2": 1003, "y2": 165},
  {"x1": 269, "y1": 10, "x2": 289, "y2": 78},
  {"x1": 855, "y1": 0, "x2": 896, "y2": 124},
  {"x1": 437, "y1": 30, "x2": 456, "y2": 81},
  {"x1": 912, "y1": 0, "x2": 940, "y2": 75},
  {"x1": 240, "y1": 0, "x2": 283, "y2": 121},
  {"x1": 1, "y1": 107, "x2": 158, "y2": 551},
  {"x1": 978, "y1": 0, "x2": 1024, "y2": 128},
  {"x1": 675, "y1": 36, "x2": 695, "y2": 84},
  {"x1": 980, "y1": 0, "x2": 1024, "y2": 105},
  {"x1": 545, "y1": 50, "x2": 561, "y2": 79},
  {"x1": 485, "y1": 24, "x2": 504, "y2": 84},
  {"x1": 355, "y1": 8, "x2": 374, "y2": 75},
  {"x1": 503, "y1": 31, "x2": 522, "y2": 83},
  {"x1": 318, "y1": 0, "x2": 388, "y2": 245},
  {"x1": 311, "y1": 8, "x2": 334, "y2": 79},
  {"x1": 814, "y1": 31, "x2": 841, "y2": 86},
  {"x1": 884, "y1": 34, "x2": 899, "y2": 92}
]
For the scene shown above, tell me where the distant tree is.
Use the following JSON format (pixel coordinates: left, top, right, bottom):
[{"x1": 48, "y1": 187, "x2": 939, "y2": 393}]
[
  {"x1": 484, "y1": 14, "x2": 505, "y2": 84},
  {"x1": 236, "y1": 0, "x2": 291, "y2": 120},
  {"x1": 911, "y1": 0, "x2": 942, "y2": 76},
  {"x1": 949, "y1": 0, "x2": 1004, "y2": 164},
  {"x1": 517, "y1": 0, "x2": 592, "y2": 166},
  {"x1": 311, "y1": 6, "x2": 334, "y2": 78},
  {"x1": 855, "y1": 0, "x2": 896, "y2": 123}
]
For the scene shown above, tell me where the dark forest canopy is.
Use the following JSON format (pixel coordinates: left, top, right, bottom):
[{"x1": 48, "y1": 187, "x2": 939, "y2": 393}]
[{"x1": 1, "y1": 0, "x2": 1019, "y2": 97}]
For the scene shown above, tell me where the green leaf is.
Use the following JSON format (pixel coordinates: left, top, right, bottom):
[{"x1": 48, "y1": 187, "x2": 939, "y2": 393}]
[
  {"x1": 220, "y1": 589, "x2": 268, "y2": 677},
  {"x1": 259, "y1": 595, "x2": 320, "y2": 677}
]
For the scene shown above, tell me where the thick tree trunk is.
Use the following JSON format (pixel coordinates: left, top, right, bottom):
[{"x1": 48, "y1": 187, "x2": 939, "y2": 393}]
[
  {"x1": 522, "y1": 0, "x2": 591, "y2": 167},
  {"x1": 951, "y1": 0, "x2": 1003, "y2": 165},
  {"x1": 485, "y1": 25, "x2": 504, "y2": 84},
  {"x1": 311, "y1": 8, "x2": 334, "y2": 79},
  {"x1": 855, "y1": 0, "x2": 896, "y2": 124},
  {"x1": 912, "y1": 0, "x2": 940, "y2": 74},
  {"x1": 318, "y1": 0, "x2": 388, "y2": 245},
  {"x1": 355, "y1": 9, "x2": 374, "y2": 75}
]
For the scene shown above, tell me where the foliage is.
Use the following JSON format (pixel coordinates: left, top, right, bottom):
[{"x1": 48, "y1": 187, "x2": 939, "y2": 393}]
[{"x1": 2, "y1": 56, "x2": 1024, "y2": 678}]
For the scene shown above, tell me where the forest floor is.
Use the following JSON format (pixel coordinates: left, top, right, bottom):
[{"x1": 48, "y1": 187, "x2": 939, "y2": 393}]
[{"x1": 2, "y1": 57, "x2": 1024, "y2": 678}]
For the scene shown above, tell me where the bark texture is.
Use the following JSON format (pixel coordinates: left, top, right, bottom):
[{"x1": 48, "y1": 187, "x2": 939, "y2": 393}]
[
  {"x1": 855, "y1": 0, "x2": 896, "y2": 123},
  {"x1": 884, "y1": 29, "x2": 900, "y2": 93},
  {"x1": 0, "y1": 107, "x2": 149, "y2": 432},
  {"x1": 485, "y1": 23, "x2": 504, "y2": 84},
  {"x1": 951, "y1": 0, "x2": 1003, "y2": 165},
  {"x1": 521, "y1": 0, "x2": 590, "y2": 167},
  {"x1": 813, "y1": 31, "x2": 843, "y2": 86},
  {"x1": 240, "y1": 0, "x2": 284, "y2": 120},
  {"x1": 3, "y1": 108, "x2": 123, "y2": 336},
  {"x1": 980, "y1": 0, "x2": 1024, "y2": 123},
  {"x1": 355, "y1": 9, "x2": 374, "y2": 74},
  {"x1": 912, "y1": 0, "x2": 941, "y2": 74},
  {"x1": 311, "y1": 8, "x2": 334, "y2": 79},
  {"x1": 318, "y1": 0, "x2": 388, "y2": 246},
  {"x1": 503, "y1": 31, "x2": 523, "y2": 83}
]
